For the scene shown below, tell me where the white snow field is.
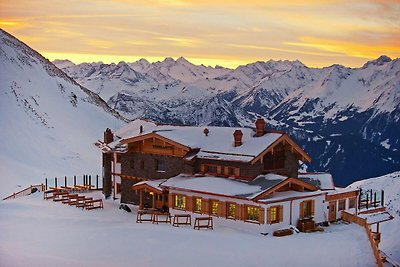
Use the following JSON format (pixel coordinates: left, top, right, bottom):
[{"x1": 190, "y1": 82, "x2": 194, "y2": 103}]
[
  {"x1": 0, "y1": 192, "x2": 375, "y2": 267},
  {"x1": 0, "y1": 29, "x2": 126, "y2": 199}
]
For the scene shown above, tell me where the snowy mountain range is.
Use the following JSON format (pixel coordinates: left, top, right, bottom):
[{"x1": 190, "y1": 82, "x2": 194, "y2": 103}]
[
  {"x1": 0, "y1": 29, "x2": 126, "y2": 198},
  {"x1": 54, "y1": 54, "x2": 399, "y2": 185}
]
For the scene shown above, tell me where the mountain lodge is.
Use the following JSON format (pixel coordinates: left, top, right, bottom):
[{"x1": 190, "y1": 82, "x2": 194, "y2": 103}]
[{"x1": 96, "y1": 118, "x2": 362, "y2": 233}]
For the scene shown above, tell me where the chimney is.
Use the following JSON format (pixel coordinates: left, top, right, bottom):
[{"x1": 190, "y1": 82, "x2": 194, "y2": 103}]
[
  {"x1": 103, "y1": 128, "x2": 114, "y2": 144},
  {"x1": 233, "y1": 130, "x2": 243, "y2": 147},
  {"x1": 203, "y1": 128, "x2": 209, "y2": 136},
  {"x1": 140, "y1": 125, "x2": 143, "y2": 134},
  {"x1": 255, "y1": 118, "x2": 266, "y2": 137}
]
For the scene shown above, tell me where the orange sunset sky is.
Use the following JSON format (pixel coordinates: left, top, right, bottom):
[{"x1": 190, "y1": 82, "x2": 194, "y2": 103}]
[{"x1": 1, "y1": 0, "x2": 399, "y2": 68}]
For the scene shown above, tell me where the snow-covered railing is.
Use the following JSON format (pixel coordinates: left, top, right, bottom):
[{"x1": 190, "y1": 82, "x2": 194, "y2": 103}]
[
  {"x1": 3, "y1": 184, "x2": 45, "y2": 201},
  {"x1": 342, "y1": 211, "x2": 384, "y2": 267}
]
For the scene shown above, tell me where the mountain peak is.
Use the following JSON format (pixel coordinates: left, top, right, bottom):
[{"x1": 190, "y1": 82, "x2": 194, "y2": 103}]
[
  {"x1": 52, "y1": 59, "x2": 76, "y2": 68},
  {"x1": 363, "y1": 55, "x2": 392, "y2": 68},
  {"x1": 163, "y1": 57, "x2": 176, "y2": 64},
  {"x1": 176, "y1": 56, "x2": 190, "y2": 64}
]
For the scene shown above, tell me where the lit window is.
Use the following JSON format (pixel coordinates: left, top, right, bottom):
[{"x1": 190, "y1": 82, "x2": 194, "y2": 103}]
[
  {"x1": 270, "y1": 206, "x2": 278, "y2": 224},
  {"x1": 227, "y1": 203, "x2": 236, "y2": 219},
  {"x1": 246, "y1": 206, "x2": 260, "y2": 222},
  {"x1": 174, "y1": 195, "x2": 186, "y2": 210},
  {"x1": 348, "y1": 198, "x2": 356, "y2": 209},
  {"x1": 338, "y1": 199, "x2": 346, "y2": 211},
  {"x1": 210, "y1": 200, "x2": 219, "y2": 216},
  {"x1": 194, "y1": 198, "x2": 202, "y2": 213}
]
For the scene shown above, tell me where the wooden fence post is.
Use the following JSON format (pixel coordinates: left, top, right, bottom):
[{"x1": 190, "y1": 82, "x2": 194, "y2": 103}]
[
  {"x1": 381, "y1": 190, "x2": 384, "y2": 206},
  {"x1": 89, "y1": 175, "x2": 92, "y2": 188},
  {"x1": 64, "y1": 176, "x2": 67, "y2": 187},
  {"x1": 55, "y1": 177, "x2": 58, "y2": 188},
  {"x1": 74, "y1": 175, "x2": 76, "y2": 187},
  {"x1": 96, "y1": 175, "x2": 99, "y2": 189},
  {"x1": 45, "y1": 178, "x2": 48, "y2": 191}
]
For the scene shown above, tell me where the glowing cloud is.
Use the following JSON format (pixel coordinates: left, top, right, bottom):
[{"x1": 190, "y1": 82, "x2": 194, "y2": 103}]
[{"x1": 1, "y1": 0, "x2": 399, "y2": 67}]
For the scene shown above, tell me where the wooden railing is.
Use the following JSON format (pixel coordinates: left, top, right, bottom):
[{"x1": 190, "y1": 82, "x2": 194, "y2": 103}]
[
  {"x1": 2, "y1": 184, "x2": 45, "y2": 201},
  {"x1": 342, "y1": 211, "x2": 384, "y2": 267}
]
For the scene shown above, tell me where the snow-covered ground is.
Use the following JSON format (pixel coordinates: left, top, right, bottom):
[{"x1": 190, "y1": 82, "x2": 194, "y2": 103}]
[
  {"x1": 0, "y1": 192, "x2": 375, "y2": 267},
  {"x1": 348, "y1": 171, "x2": 400, "y2": 264}
]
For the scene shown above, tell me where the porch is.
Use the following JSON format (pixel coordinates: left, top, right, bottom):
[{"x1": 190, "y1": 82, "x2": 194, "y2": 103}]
[{"x1": 131, "y1": 180, "x2": 168, "y2": 211}]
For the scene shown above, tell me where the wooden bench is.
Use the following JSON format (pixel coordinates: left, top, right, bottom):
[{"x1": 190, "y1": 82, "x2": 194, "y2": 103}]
[
  {"x1": 173, "y1": 214, "x2": 191, "y2": 227},
  {"x1": 136, "y1": 210, "x2": 155, "y2": 223},
  {"x1": 53, "y1": 191, "x2": 69, "y2": 202},
  {"x1": 76, "y1": 197, "x2": 93, "y2": 208},
  {"x1": 84, "y1": 199, "x2": 103, "y2": 210},
  {"x1": 71, "y1": 185, "x2": 93, "y2": 192},
  {"x1": 194, "y1": 216, "x2": 213, "y2": 230},
  {"x1": 43, "y1": 189, "x2": 59, "y2": 200},
  {"x1": 61, "y1": 194, "x2": 79, "y2": 204},
  {"x1": 152, "y1": 211, "x2": 171, "y2": 224},
  {"x1": 68, "y1": 196, "x2": 86, "y2": 206}
]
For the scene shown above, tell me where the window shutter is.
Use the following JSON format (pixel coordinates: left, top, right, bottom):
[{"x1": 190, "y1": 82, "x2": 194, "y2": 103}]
[
  {"x1": 234, "y1": 168, "x2": 240, "y2": 176},
  {"x1": 235, "y1": 203, "x2": 240, "y2": 220},
  {"x1": 202, "y1": 199, "x2": 209, "y2": 214},
  {"x1": 267, "y1": 207, "x2": 272, "y2": 224},
  {"x1": 259, "y1": 207, "x2": 265, "y2": 224},
  {"x1": 224, "y1": 167, "x2": 229, "y2": 175},
  {"x1": 219, "y1": 201, "x2": 226, "y2": 218},
  {"x1": 217, "y1": 166, "x2": 222, "y2": 174},
  {"x1": 279, "y1": 205, "x2": 284, "y2": 222},
  {"x1": 311, "y1": 200, "x2": 315, "y2": 216},
  {"x1": 300, "y1": 201, "x2": 304, "y2": 218},
  {"x1": 186, "y1": 196, "x2": 192, "y2": 211},
  {"x1": 168, "y1": 194, "x2": 174, "y2": 208},
  {"x1": 200, "y1": 164, "x2": 205, "y2": 173}
]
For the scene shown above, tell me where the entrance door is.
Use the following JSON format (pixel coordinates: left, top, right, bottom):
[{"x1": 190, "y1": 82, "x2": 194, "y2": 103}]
[{"x1": 328, "y1": 201, "x2": 336, "y2": 222}]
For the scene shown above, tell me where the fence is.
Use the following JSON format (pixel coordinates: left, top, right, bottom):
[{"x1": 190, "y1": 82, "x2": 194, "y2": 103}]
[
  {"x1": 3, "y1": 184, "x2": 46, "y2": 201},
  {"x1": 44, "y1": 174, "x2": 102, "y2": 191},
  {"x1": 342, "y1": 211, "x2": 384, "y2": 267}
]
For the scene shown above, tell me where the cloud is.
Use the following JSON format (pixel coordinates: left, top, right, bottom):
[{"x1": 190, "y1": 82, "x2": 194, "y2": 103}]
[{"x1": 1, "y1": 0, "x2": 399, "y2": 68}]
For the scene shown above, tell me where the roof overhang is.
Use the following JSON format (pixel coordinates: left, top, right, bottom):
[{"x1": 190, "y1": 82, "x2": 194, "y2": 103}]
[
  {"x1": 132, "y1": 183, "x2": 163, "y2": 194},
  {"x1": 251, "y1": 134, "x2": 312, "y2": 164},
  {"x1": 252, "y1": 177, "x2": 319, "y2": 201},
  {"x1": 120, "y1": 132, "x2": 190, "y2": 152}
]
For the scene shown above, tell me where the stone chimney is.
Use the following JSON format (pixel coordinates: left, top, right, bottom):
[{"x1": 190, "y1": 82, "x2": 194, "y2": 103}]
[
  {"x1": 103, "y1": 128, "x2": 114, "y2": 144},
  {"x1": 233, "y1": 130, "x2": 243, "y2": 147},
  {"x1": 102, "y1": 128, "x2": 113, "y2": 199},
  {"x1": 255, "y1": 118, "x2": 266, "y2": 137},
  {"x1": 204, "y1": 128, "x2": 209, "y2": 136}
]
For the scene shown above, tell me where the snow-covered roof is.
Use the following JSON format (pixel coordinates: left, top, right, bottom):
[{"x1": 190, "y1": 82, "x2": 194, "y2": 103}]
[
  {"x1": 110, "y1": 119, "x2": 288, "y2": 162},
  {"x1": 258, "y1": 190, "x2": 325, "y2": 203},
  {"x1": 298, "y1": 172, "x2": 335, "y2": 190},
  {"x1": 327, "y1": 187, "x2": 358, "y2": 195},
  {"x1": 358, "y1": 211, "x2": 394, "y2": 225},
  {"x1": 133, "y1": 179, "x2": 166, "y2": 192},
  {"x1": 160, "y1": 173, "x2": 290, "y2": 199}
]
